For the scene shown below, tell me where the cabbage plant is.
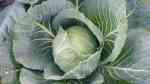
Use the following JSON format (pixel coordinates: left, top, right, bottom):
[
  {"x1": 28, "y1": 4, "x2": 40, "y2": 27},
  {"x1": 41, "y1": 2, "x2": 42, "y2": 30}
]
[{"x1": 0, "y1": 0, "x2": 150, "y2": 84}]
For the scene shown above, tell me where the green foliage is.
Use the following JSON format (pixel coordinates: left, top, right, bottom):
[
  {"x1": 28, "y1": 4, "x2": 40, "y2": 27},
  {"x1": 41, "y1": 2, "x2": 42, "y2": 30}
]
[{"x1": 0, "y1": 0, "x2": 150, "y2": 84}]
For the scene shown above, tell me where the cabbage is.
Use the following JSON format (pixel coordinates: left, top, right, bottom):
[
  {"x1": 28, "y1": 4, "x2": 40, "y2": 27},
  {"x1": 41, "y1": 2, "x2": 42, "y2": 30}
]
[
  {"x1": 53, "y1": 26, "x2": 99, "y2": 72},
  {"x1": 0, "y1": 0, "x2": 150, "y2": 84}
]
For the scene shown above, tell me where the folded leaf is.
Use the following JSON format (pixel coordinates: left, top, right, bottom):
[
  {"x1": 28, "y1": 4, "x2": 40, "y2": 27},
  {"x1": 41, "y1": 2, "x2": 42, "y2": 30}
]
[
  {"x1": 13, "y1": 0, "x2": 73, "y2": 71},
  {"x1": 80, "y1": 0, "x2": 128, "y2": 64},
  {"x1": 20, "y1": 68, "x2": 78, "y2": 84},
  {"x1": 106, "y1": 29, "x2": 150, "y2": 84},
  {"x1": 20, "y1": 68, "x2": 50, "y2": 84}
]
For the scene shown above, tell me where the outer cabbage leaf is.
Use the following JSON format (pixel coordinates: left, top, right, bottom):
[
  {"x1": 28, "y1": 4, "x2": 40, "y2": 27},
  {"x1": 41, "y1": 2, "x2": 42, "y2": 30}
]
[
  {"x1": 20, "y1": 68, "x2": 49, "y2": 84},
  {"x1": 0, "y1": 2, "x2": 25, "y2": 84},
  {"x1": 13, "y1": 0, "x2": 73, "y2": 71},
  {"x1": 127, "y1": 0, "x2": 150, "y2": 29},
  {"x1": 20, "y1": 68, "x2": 79, "y2": 84},
  {"x1": 0, "y1": 2, "x2": 25, "y2": 31},
  {"x1": 80, "y1": 0, "x2": 128, "y2": 64},
  {"x1": 102, "y1": 71, "x2": 131, "y2": 84},
  {"x1": 81, "y1": 67, "x2": 104, "y2": 84},
  {"x1": 106, "y1": 29, "x2": 150, "y2": 84}
]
